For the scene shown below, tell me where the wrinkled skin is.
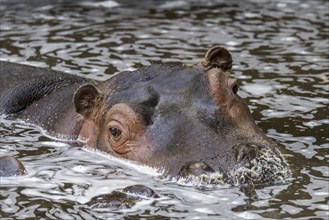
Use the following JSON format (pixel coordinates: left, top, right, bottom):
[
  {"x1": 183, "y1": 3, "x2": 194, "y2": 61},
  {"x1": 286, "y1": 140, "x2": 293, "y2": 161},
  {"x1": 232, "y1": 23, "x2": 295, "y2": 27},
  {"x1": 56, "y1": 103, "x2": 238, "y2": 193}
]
[{"x1": 0, "y1": 46, "x2": 290, "y2": 184}]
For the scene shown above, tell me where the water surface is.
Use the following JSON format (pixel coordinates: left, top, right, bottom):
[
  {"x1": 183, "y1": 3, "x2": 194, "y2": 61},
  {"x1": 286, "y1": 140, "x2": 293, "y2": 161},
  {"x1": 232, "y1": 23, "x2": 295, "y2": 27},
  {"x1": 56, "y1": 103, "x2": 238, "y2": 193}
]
[{"x1": 0, "y1": 0, "x2": 328, "y2": 219}]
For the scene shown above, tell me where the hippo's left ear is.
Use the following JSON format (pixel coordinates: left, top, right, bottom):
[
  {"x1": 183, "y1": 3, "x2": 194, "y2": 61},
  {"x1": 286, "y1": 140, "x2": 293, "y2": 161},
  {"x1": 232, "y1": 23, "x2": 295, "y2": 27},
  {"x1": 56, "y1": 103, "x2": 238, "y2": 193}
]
[
  {"x1": 74, "y1": 84, "x2": 103, "y2": 119},
  {"x1": 202, "y1": 46, "x2": 233, "y2": 72}
]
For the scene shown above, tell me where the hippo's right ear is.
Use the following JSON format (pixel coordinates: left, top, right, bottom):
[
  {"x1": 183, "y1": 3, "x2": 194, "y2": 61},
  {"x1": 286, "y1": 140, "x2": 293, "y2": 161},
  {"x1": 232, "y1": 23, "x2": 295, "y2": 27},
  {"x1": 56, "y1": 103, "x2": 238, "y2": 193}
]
[
  {"x1": 202, "y1": 46, "x2": 232, "y2": 72},
  {"x1": 74, "y1": 84, "x2": 103, "y2": 119}
]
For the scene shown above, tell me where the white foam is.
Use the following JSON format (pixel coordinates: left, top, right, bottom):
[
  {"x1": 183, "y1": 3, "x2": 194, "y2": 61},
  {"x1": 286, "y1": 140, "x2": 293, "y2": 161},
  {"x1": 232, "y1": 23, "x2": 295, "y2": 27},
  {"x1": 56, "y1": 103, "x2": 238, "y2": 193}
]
[{"x1": 229, "y1": 148, "x2": 291, "y2": 186}]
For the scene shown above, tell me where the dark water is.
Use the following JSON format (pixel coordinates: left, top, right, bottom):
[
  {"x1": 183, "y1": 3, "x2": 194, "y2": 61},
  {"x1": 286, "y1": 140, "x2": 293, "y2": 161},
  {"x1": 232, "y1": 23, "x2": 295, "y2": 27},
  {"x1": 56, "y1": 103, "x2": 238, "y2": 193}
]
[{"x1": 0, "y1": 0, "x2": 328, "y2": 219}]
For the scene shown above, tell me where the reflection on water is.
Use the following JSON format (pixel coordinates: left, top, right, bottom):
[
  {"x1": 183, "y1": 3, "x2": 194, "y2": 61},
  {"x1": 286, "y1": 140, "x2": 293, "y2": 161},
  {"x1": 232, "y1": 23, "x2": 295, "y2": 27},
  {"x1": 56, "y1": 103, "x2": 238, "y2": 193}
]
[{"x1": 0, "y1": 0, "x2": 328, "y2": 219}]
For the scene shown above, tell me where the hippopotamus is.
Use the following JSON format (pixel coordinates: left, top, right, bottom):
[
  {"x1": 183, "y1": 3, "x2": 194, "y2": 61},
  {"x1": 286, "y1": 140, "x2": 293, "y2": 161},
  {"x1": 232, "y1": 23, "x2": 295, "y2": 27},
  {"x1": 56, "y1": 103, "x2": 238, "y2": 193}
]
[{"x1": 0, "y1": 46, "x2": 290, "y2": 185}]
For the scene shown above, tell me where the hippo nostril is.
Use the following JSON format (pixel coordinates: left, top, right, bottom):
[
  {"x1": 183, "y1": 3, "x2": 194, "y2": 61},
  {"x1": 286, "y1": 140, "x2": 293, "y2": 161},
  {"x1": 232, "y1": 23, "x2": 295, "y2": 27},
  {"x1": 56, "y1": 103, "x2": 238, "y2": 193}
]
[
  {"x1": 233, "y1": 144, "x2": 259, "y2": 163},
  {"x1": 179, "y1": 161, "x2": 215, "y2": 177},
  {"x1": 235, "y1": 147, "x2": 246, "y2": 163}
]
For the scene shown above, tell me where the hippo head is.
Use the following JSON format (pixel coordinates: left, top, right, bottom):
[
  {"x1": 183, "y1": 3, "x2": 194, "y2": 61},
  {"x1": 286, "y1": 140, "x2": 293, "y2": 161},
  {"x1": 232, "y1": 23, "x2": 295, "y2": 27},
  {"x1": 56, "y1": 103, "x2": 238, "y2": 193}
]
[{"x1": 74, "y1": 46, "x2": 290, "y2": 185}]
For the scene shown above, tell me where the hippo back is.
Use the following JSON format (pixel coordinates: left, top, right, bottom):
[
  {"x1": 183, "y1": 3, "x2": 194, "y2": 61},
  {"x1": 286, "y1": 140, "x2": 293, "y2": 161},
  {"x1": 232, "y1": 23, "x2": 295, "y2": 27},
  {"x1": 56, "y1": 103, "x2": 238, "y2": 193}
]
[
  {"x1": 0, "y1": 61, "x2": 91, "y2": 139},
  {"x1": 0, "y1": 61, "x2": 88, "y2": 114}
]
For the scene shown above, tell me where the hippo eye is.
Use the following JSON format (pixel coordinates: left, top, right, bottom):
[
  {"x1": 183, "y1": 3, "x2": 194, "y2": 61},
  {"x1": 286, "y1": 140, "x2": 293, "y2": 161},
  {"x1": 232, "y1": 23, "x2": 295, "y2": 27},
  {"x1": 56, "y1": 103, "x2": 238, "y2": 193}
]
[
  {"x1": 106, "y1": 103, "x2": 146, "y2": 154},
  {"x1": 109, "y1": 127, "x2": 122, "y2": 139},
  {"x1": 232, "y1": 84, "x2": 238, "y2": 94},
  {"x1": 107, "y1": 120, "x2": 130, "y2": 151}
]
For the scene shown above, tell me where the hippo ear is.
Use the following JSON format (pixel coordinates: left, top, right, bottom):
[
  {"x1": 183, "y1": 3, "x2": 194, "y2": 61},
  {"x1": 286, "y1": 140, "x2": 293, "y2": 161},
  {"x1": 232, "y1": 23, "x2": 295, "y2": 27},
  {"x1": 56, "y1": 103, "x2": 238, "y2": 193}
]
[
  {"x1": 202, "y1": 46, "x2": 233, "y2": 72},
  {"x1": 74, "y1": 84, "x2": 103, "y2": 119}
]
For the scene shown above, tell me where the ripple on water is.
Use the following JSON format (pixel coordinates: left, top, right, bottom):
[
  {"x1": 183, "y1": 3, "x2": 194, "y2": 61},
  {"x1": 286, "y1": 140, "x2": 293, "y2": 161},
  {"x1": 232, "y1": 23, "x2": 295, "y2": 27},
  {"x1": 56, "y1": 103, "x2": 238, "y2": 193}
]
[{"x1": 0, "y1": 0, "x2": 328, "y2": 219}]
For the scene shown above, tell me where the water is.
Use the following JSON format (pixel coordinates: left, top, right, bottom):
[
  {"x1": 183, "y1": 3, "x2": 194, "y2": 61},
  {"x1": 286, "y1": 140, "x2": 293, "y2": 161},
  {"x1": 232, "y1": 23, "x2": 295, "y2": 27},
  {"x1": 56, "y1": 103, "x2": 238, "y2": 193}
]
[{"x1": 0, "y1": 0, "x2": 328, "y2": 219}]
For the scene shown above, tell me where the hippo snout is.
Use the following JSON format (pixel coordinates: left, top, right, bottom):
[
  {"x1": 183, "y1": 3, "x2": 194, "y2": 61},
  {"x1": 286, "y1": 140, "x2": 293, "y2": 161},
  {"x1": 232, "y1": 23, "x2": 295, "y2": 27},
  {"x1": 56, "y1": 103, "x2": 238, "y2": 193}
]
[
  {"x1": 175, "y1": 143, "x2": 290, "y2": 186},
  {"x1": 228, "y1": 143, "x2": 290, "y2": 185}
]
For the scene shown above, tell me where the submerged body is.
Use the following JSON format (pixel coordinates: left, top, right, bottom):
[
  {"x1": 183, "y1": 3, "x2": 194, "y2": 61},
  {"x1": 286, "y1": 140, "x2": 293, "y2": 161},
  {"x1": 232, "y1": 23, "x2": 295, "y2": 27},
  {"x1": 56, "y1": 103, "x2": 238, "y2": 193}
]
[{"x1": 0, "y1": 47, "x2": 290, "y2": 184}]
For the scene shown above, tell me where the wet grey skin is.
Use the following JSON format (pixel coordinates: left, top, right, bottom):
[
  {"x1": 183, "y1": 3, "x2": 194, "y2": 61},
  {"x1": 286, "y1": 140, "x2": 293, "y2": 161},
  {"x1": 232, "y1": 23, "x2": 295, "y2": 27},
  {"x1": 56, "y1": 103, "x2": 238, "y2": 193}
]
[
  {"x1": 0, "y1": 156, "x2": 26, "y2": 177},
  {"x1": 87, "y1": 185, "x2": 158, "y2": 210},
  {"x1": 0, "y1": 46, "x2": 290, "y2": 185}
]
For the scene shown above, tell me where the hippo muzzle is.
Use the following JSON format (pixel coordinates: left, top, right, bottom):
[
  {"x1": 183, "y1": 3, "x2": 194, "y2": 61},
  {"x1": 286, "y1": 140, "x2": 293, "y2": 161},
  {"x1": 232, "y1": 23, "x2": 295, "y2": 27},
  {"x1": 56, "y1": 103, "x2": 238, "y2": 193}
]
[
  {"x1": 177, "y1": 143, "x2": 290, "y2": 186},
  {"x1": 229, "y1": 143, "x2": 290, "y2": 185}
]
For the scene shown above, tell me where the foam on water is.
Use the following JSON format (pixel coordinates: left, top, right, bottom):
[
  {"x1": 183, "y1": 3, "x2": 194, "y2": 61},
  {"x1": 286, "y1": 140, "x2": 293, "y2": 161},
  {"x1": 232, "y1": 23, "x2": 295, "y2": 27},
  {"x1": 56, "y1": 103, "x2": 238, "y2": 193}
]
[{"x1": 229, "y1": 148, "x2": 292, "y2": 186}]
